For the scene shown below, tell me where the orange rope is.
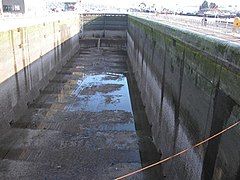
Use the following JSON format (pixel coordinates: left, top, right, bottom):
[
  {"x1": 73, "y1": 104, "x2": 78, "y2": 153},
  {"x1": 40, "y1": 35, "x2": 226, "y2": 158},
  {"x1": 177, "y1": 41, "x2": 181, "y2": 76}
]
[{"x1": 115, "y1": 120, "x2": 240, "y2": 180}]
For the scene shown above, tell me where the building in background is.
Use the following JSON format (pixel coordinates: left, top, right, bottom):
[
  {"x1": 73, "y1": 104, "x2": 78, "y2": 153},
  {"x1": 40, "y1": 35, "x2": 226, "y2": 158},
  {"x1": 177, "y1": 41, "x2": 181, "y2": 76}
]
[
  {"x1": 1, "y1": 0, "x2": 81, "y2": 15},
  {"x1": 47, "y1": 0, "x2": 81, "y2": 12},
  {"x1": 2, "y1": 0, "x2": 25, "y2": 14},
  {"x1": 0, "y1": 0, "x2": 2, "y2": 15},
  {"x1": 63, "y1": 0, "x2": 80, "y2": 11},
  {"x1": 2, "y1": 0, "x2": 47, "y2": 15}
]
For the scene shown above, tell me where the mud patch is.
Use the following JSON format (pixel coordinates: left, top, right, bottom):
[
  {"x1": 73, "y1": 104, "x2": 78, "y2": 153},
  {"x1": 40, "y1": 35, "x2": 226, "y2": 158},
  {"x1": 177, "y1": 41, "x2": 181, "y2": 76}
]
[
  {"x1": 104, "y1": 95, "x2": 121, "y2": 104},
  {"x1": 101, "y1": 74, "x2": 122, "y2": 81},
  {"x1": 80, "y1": 84, "x2": 124, "y2": 95}
]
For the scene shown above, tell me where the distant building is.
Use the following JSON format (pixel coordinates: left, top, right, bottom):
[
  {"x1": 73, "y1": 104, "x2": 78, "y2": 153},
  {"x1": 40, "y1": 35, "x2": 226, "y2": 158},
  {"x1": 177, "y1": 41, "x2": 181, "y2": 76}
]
[
  {"x1": 47, "y1": 0, "x2": 81, "y2": 12},
  {"x1": 2, "y1": 0, "x2": 46, "y2": 15},
  {"x1": 63, "y1": 0, "x2": 79, "y2": 11},
  {"x1": 2, "y1": 0, "x2": 25, "y2": 13},
  {"x1": 0, "y1": 0, "x2": 2, "y2": 15},
  {"x1": 1, "y1": 0, "x2": 81, "y2": 15}
]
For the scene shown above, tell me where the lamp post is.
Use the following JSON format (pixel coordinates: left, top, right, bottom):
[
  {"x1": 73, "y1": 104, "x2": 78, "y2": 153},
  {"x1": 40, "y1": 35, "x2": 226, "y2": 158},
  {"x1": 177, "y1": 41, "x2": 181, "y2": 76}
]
[{"x1": 175, "y1": 4, "x2": 178, "y2": 15}]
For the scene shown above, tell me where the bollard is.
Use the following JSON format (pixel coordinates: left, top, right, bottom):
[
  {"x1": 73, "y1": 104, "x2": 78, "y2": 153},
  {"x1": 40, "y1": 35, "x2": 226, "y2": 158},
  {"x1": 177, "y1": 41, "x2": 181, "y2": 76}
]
[
  {"x1": 233, "y1": 17, "x2": 240, "y2": 33},
  {"x1": 233, "y1": 17, "x2": 240, "y2": 27}
]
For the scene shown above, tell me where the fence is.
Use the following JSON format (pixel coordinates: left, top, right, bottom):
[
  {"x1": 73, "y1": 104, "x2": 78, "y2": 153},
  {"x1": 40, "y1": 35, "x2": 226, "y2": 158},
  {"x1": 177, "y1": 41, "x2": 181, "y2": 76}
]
[{"x1": 134, "y1": 13, "x2": 240, "y2": 41}]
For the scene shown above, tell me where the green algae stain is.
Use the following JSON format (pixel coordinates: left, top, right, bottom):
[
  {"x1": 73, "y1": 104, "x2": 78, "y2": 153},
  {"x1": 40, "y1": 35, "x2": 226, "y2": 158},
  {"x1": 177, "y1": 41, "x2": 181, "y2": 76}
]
[{"x1": 129, "y1": 15, "x2": 240, "y2": 104}]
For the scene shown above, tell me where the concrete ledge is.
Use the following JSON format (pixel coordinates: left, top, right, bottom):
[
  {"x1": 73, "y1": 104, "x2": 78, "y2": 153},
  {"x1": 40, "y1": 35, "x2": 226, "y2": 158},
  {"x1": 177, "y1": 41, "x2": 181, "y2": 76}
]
[
  {"x1": 129, "y1": 16, "x2": 240, "y2": 73},
  {"x1": 79, "y1": 38, "x2": 126, "y2": 48}
]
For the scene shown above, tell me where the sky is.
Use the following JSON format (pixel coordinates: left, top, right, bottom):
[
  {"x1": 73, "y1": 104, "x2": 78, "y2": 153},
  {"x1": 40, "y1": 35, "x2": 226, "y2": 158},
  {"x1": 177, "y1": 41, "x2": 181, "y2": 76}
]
[{"x1": 81, "y1": 0, "x2": 239, "y2": 9}]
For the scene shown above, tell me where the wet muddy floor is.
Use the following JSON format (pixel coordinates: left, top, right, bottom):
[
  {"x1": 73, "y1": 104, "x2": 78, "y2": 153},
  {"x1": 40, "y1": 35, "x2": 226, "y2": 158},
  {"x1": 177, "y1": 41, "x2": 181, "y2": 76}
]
[{"x1": 0, "y1": 45, "x2": 163, "y2": 179}]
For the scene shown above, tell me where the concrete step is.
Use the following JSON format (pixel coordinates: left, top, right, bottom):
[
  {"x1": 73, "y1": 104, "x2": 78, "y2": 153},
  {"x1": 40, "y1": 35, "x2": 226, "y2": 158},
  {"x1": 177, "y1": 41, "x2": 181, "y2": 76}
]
[{"x1": 1, "y1": 45, "x2": 162, "y2": 179}]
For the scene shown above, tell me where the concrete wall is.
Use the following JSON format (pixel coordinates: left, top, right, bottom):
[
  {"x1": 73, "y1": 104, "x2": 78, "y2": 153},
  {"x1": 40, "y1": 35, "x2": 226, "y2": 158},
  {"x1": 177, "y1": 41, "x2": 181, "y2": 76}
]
[
  {"x1": 127, "y1": 15, "x2": 240, "y2": 180},
  {"x1": 82, "y1": 14, "x2": 128, "y2": 39},
  {"x1": 0, "y1": 15, "x2": 82, "y2": 130},
  {"x1": 79, "y1": 14, "x2": 128, "y2": 49},
  {"x1": 1, "y1": 13, "x2": 239, "y2": 179}
]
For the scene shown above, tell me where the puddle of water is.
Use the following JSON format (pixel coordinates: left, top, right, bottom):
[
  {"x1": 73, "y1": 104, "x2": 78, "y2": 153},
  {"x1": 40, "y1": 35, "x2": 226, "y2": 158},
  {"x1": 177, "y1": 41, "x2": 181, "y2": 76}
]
[{"x1": 64, "y1": 73, "x2": 133, "y2": 113}]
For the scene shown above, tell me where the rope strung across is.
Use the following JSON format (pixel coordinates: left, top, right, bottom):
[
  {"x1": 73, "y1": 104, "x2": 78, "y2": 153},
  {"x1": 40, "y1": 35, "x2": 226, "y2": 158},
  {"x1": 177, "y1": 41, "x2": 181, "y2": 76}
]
[{"x1": 115, "y1": 119, "x2": 240, "y2": 180}]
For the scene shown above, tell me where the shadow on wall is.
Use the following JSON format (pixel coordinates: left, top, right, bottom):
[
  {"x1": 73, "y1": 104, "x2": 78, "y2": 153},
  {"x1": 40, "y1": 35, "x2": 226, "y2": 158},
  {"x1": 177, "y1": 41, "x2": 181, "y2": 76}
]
[
  {"x1": 0, "y1": 14, "x2": 129, "y2": 130},
  {"x1": 127, "y1": 16, "x2": 240, "y2": 180},
  {"x1": 81, "y1": 14, "x2": 128, "y2": 39},
  {"x1": 0, "y1": 18, "x2": 81, "y2": 129}
]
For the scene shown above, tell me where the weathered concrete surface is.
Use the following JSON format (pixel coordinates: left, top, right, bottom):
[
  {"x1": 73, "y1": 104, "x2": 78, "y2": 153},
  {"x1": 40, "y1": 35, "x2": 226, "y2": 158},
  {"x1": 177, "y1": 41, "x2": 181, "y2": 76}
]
[
  {"x1": 0, "y1": 35, "x2": 163, "y2": 179},
  {"x1": 1, "y1": 13, "x2": 240, "y2": 179},
  {"x1": 127, "y1": 15, "x2": 240, "y2": 179},
  {"x1": 0, "y1": 16, "x2": 82, "y2": 129},
  {"x1": 82, "y1": 14, "x2": 128, "y2": 39}
]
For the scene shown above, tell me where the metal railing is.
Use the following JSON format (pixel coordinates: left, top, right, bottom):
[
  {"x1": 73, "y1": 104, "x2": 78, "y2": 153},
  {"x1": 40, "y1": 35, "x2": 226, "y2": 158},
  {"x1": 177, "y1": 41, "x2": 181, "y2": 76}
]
[{"x1": 133, "y1": 13, "x2": 240, "y2": 42}]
